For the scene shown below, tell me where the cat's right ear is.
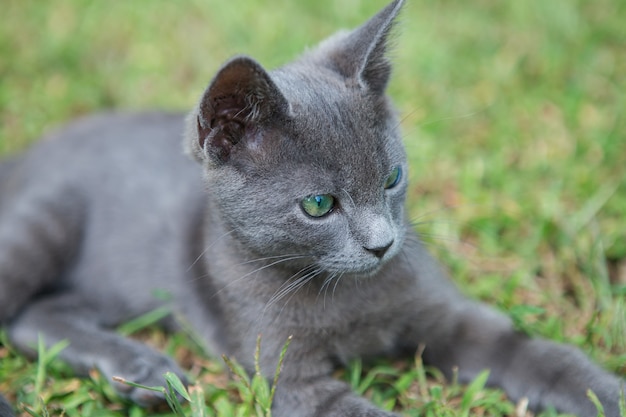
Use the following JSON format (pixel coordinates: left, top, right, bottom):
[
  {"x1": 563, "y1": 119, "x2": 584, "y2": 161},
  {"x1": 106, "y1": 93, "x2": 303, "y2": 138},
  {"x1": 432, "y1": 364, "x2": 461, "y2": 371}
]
[
  {"x1": 313, "y1": 0, "x2": 404, "y2": 94},
  {"x1": 185, "y1": 56, "x2": 289, "y2": 165}
]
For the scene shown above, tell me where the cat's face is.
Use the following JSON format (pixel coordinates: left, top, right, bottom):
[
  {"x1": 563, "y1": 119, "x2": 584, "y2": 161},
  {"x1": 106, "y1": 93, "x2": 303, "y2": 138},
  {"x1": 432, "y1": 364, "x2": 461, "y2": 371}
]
[
  {"x1": 209, "y1": 69, "x2": 408, "y2": 277},
  {"x1": 185, "y1": 0, "x2": 407, "y2": 278}
]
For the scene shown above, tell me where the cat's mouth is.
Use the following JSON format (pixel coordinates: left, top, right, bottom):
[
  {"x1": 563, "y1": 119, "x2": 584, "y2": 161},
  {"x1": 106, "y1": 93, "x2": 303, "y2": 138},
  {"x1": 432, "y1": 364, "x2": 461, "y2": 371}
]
[
  {"x1": 322, "y1": 256, "x2": 390, "y2": 277},
  {"x1": 353, "y1": 264, "x2": 384, "y2": 278},
  {"x1": 315, "y1": 234, "x2": 403, "y2": 277}
]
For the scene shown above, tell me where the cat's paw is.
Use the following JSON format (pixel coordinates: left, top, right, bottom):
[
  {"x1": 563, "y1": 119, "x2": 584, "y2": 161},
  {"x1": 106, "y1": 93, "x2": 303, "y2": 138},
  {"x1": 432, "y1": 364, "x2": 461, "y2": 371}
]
[
  {"x1": 335, "y1": 409, "x2": 399, "y2": 417},
  {"x1": 316, "y1": 397, "x2": 400, "y2": 417},
  {"x1": 363, "y1": 411, "x2": 398, "y2": 417},
  {"x1": 356, "y1": 411, "x2": 399, "y2": 417},
  {"x1": 102, "y1": 349, "x2": 188, "y2": 407}
]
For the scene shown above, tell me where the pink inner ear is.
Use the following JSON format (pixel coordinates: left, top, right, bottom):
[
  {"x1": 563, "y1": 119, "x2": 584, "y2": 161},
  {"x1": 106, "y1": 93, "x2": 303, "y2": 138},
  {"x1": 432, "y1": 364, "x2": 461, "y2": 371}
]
[
  {"x1": 194, "y1": 56, "x2": 289, "y2": 162},
  {"x1": 197, "y1": 100, "x2": 248, "y2": 163},
  {"x1": 196, "y1": 91, "x2": 248, "y2": 151}
]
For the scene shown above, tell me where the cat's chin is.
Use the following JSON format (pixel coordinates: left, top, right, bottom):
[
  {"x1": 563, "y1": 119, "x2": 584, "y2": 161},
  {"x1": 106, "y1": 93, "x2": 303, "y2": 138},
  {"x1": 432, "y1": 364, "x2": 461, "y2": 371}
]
[
  {"x1": 352, "y1": 265, "x2": 384, "y2": 278},
  {"x1": 321, "y1": 245, "x2": 401, "y2": 278},
  {"x1": 319, "y1": 251, "x2": 399, "y2": 278},
  {"x1": 327, "y1": 261, "x2": 387, "y2": 278}
]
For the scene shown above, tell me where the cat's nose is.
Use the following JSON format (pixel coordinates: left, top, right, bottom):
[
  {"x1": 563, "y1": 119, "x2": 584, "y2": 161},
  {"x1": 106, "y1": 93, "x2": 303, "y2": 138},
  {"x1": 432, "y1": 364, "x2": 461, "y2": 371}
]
[{"x1": 364, "y1": 240, "x2": 393, "y2": 259}]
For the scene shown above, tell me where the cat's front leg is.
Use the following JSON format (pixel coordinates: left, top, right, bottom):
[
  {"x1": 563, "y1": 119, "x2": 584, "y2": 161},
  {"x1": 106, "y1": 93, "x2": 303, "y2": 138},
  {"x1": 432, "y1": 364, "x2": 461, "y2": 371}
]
[
  {"x1": 497, "y1": 335, "x2": 625, "y2": 417},
  {"x1": 397, "y1": 237, "x2": 625, "y2": 417},
  {"x1": 272, "y1": 377, "x2": 398, "y2": 417},
  {"x1": 247, "y1": 336, "x2": 397, "y2": 417},
  {"x1": 0, "y1": 185, "x2": 84, "y2": 320},
  {"x1": 8, "y1": 293, "x2": 187, "y2": 406},
  {"x1": 415, "y1": 300, "x2": 625, "y2": 417}
]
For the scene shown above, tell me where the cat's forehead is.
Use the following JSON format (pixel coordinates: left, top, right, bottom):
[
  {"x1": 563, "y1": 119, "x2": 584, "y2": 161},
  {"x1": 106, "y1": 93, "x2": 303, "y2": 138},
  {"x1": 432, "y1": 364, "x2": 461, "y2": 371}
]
[
  {"x1": 275, "y1": 64, "x2": 381, "y2": 115},
  {"x1": 272, "y1": 65, "x2": 399, "y2": 156},
  {"x1": 249, "y1": 71, "x2": 404, "y2": 201}
]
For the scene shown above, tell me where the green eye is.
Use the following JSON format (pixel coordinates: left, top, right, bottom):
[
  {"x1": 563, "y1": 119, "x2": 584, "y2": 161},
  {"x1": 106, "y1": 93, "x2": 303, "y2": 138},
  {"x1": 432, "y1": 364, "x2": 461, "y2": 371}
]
[
  {"x1": 384, "y1": 166, "x2": 402, "y2": 189},
  {"x1": 301, "y1": 194, "x2": 335, "y2": 218}
]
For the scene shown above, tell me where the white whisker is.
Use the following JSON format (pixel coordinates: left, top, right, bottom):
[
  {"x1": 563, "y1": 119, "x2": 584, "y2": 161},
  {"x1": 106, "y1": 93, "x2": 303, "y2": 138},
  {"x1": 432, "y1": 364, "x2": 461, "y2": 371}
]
[
  {"x1": 211, "y1": 255, "x2": 309, "y2": 298},
  {"x1": 265, "y1": 264, "x2": 318, "y2": 309},
  {"x1": 185, "y1": 229, "x2": 237, "y2": 273},
  {"x1": 273, "y1": 268, "x2": 323, "y2": 313}
]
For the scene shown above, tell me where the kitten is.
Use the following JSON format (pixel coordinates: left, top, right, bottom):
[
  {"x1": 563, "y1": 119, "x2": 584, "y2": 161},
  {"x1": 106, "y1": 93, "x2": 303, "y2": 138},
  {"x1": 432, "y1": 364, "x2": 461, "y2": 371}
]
[{"x1": 0, "y1": 1, "x2": 623, "y2": 416}]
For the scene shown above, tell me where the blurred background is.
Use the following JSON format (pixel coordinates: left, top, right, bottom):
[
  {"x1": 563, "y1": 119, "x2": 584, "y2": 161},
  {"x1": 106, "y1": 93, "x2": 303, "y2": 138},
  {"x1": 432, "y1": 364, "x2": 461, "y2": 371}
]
[{"x1": 1, "y1": 0, "x2": 624, "y2": 414}]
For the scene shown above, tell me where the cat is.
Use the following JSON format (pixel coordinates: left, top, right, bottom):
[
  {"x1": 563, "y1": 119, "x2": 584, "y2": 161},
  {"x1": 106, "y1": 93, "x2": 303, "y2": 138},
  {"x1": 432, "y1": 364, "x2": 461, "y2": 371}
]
[{"x1": 0, "y1": 1, "x2": 624, "y2": 416}]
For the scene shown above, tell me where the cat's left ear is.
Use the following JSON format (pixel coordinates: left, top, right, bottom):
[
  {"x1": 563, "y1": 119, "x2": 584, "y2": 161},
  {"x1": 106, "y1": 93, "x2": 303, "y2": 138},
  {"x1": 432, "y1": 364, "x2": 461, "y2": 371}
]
[
  {"x1": 186, "y1": 56, "x2": 289, "y2": 165},
  {"x1": 319, "y1": 0, "x2": 404, "y2": 93}
]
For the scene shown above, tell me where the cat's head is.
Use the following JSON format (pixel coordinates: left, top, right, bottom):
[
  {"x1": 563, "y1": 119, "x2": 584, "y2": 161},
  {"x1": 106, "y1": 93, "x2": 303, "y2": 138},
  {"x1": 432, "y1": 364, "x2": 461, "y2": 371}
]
[{"x1": 186, "y1": 0, "x2": 407, "y2": 277}]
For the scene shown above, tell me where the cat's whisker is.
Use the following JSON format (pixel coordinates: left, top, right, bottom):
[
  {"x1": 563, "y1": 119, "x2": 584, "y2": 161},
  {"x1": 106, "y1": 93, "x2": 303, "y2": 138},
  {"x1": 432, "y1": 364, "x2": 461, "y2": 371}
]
[
  {"x1": 185, "y1": 253, "x2": 305, "y2": 285},
  {"x1": 408, "y1": 219, "x2": 480, "y2": 252},
  {"x1": 407, "y1": 214, "x2": 465, "y2": 244},
  {"x1": 188, "y1": 233, "x2": 305, "y2": 278},
  {"x1": 387, "y1": 107, "x2": 424, "y2": 139},
  {"x1": 340, "y1": 188, "x2": 356, "y2": 209},
  {"x1": 277, "y1": 272, "x2": 323, "y2": 315},
  {"x1": 319, "y1": 272, "x2": 335, "y2": 297},
  {"x1": 273, "y1": 268, "x2": 323, "y2": 313},
  {"x1": 265, "y1": 264, "x2": 318, "y2": 309},
  {"x1": 260, "y1": 266, "x2": 324, "y2": 326},
  {"x1": 398, "y1": 243, "x2": 419, "y2": 279},
  {"x1": 352, "y1": 272, "x2": 367, "y2": 297},
  {"x1": 398, "y1": 107, "x2": 423, "y2": 126},
  {"x1": 407, "y1": 206, "x2": 457, "y2": 224},
  {"x1": 234, "y1": 253, "x2": 305, "y2": 268},
  {"x1": 411, "y1": 230, "x2": 461, "y2": 243},
  {"x1": 185, "y1": 229, "x2": 237, "y2": 272},
  {"x1": 319, "y1": 272, "x2": 342, "y2": 309},
  {"x1": 233, "y1": 255, "x2": 308, "y2": 280},
  {"x1": 397, "y1": 105, "x2": 489, "y2": 143},
  {"x1": 211, "y1": 255, "x2": 310, "y2": 298},
  {"x1": 235, "y1": 104, "x2": 254, "y2": 121},
  {"x1": 331, "y1": 272, "x2": 346, "y2": 300},
  {"x1": 414, "y1": 106, "x2": 491, "y2": 130}
]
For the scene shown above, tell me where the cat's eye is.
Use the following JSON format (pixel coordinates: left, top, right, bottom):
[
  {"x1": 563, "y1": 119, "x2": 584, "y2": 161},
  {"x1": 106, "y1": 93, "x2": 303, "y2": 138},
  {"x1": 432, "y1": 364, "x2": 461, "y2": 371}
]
[
  {"x1": 301, "y1": 194, "x2": 335, "y2": 218},
  {"x1": 384, "y1": 166, "x2": 402, "y2": 189}
]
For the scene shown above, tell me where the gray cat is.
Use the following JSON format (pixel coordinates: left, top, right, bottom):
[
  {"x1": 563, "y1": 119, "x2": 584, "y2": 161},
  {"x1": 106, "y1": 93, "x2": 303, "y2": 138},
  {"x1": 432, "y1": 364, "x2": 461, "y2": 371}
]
[{"x1": 0, "y1": 1, "x2": 623, "y2": 416}]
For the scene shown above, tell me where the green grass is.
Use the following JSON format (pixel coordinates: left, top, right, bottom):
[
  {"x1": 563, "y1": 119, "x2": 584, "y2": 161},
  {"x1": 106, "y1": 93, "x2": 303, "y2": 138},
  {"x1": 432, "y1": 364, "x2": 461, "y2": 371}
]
[{"x1": 1, "y1": 0, "x2": 625, "y2": 416}]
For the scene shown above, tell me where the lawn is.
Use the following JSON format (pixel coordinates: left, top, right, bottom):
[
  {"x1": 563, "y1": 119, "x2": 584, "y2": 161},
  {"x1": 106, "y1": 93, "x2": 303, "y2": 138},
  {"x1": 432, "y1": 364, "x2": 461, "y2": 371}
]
[{"x1": 1, "y1": 0, "x2": 625, "y2": 416}]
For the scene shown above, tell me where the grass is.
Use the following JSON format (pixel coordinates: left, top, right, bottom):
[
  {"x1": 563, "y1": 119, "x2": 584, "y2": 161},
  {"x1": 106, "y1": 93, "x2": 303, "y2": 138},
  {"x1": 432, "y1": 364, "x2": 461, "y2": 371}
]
[{"x1": 1, "y1": 0, "x2": 625, "y2": 415}]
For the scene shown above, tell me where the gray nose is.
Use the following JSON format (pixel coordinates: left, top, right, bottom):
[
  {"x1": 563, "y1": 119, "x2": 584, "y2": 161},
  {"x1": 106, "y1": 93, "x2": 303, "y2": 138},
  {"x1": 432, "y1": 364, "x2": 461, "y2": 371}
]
[{"x1": 364, "y1": 240, "x2": 393, "y2": 259}]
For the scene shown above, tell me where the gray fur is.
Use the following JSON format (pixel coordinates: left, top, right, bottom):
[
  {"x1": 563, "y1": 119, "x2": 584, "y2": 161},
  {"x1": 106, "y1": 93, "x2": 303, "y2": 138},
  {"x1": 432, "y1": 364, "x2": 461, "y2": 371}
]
[
  {"x1": 0, "y1": 394, "x2": 13, "y2": 417},
  {"x1": 0, "y1": 1, "x2": 623, "y2": 416}
]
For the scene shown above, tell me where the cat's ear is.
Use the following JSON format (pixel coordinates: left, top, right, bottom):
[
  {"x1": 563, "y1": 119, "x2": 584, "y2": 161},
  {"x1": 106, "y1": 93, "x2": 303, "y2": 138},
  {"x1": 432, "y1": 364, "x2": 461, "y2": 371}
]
[
  {"x1": 319, "y1": 0, "x2": 404, "y2": 93},
  {"x1": 186, "y1": 56, "x2": 289, "y2": 164}
]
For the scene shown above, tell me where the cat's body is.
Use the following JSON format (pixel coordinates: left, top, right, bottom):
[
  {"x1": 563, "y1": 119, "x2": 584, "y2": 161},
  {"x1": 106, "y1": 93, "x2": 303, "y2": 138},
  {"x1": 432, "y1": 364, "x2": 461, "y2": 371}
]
[{"x1": 0, "y1": 1, "x2": 624, "y2": 416}]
